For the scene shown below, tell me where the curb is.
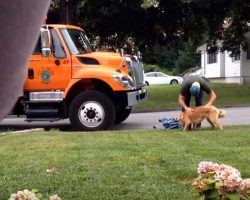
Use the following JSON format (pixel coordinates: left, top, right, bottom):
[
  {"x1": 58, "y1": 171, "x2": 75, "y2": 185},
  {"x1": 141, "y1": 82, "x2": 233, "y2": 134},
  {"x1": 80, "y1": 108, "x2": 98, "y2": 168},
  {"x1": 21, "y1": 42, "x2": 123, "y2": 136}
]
[{"x1": 0, "y1": 128, "x2": 44, "y2": 135}]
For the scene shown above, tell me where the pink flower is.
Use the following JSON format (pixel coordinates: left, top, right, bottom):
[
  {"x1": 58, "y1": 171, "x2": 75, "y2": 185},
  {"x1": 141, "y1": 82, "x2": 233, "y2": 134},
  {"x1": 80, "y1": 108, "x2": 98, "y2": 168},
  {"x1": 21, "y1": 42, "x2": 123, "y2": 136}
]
[
  {"x1": 197, "y1": 161, "x2": 219, "y2": 176},
  {"x1": 238, "y1": 178, "x2": 250, "y2": 196},
  {"x1": 9, "y1": 189, "x2": 39, "y2": 200},
  {"x1": 215, "y1": 164, "x2": 242, "y2": 193}
]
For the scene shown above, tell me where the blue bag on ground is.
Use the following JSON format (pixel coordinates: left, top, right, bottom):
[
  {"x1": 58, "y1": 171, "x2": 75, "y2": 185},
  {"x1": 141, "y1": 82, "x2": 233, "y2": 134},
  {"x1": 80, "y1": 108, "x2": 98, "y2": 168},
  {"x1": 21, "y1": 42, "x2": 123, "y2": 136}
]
[{"x1": 160, "y1": 117, "x2": 183, "y2": 129}]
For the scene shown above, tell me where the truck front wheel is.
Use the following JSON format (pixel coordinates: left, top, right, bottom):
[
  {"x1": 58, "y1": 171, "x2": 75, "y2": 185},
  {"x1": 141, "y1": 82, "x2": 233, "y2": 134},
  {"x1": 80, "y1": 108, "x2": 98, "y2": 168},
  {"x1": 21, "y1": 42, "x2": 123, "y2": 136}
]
[{"x1": 69, "y1": 91, "x2": 115, "y2": 131}]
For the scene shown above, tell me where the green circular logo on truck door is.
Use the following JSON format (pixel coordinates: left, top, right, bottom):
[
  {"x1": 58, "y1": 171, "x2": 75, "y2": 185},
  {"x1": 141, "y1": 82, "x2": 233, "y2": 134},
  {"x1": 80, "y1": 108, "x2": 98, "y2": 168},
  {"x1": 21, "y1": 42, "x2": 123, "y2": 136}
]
[{"x1": 40, "y1": 68, "x2": 53, "y2": 84}]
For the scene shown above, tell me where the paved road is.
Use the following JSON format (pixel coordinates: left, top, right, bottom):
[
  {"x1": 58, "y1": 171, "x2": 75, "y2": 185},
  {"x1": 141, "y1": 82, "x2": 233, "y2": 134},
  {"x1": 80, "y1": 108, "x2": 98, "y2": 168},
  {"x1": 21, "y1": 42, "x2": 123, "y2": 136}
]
[
  {"x1": 114, "y1": 106, "x2": 250, "y2": 130},
  {"x1": 0, "y1": 106, "x2": 249, "y2": 132}
]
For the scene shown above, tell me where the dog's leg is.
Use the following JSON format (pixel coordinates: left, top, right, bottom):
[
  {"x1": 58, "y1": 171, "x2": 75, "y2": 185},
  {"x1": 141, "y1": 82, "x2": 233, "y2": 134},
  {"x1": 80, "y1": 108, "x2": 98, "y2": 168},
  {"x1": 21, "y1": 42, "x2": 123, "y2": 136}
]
[
  {"x1": 207, "y1": 118, "x2": 215, "y2": 129},
  {"x1": 183, "y1": 121, "x2": 191, "y2": 131},
  {"x1": 193, "y1": 123, "x2": 197, "y2": 131},
  {"x1": 196, "y1": 122, "x2": 201, "y2": 129},
  {"x1": 218, "y1": 124, "x2": 223, "y2": 130},
  {"x1": 214, "y1": 121, "x2": 223, "y2": 130},
  {"x1": 210, "y1": 120, "x2": 223, "y2": 130}
]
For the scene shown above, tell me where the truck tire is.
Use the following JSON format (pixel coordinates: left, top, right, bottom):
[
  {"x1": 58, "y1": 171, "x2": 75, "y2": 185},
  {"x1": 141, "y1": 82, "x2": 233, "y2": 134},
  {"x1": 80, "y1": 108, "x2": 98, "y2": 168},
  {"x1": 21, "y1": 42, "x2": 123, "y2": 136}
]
[
  {"x1": 114, "y1": 106, "x2": 132, "y2": 124},
  {"x1": 69, "y1": 91, "x2": 115, "y2": 131}
]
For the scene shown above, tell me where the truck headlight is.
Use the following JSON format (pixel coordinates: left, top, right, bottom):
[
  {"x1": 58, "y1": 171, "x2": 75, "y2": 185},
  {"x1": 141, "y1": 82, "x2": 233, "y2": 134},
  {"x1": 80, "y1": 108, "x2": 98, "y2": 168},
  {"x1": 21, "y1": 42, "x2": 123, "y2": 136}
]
[{"x1": 112, "y1": 75, "x2": 135, "y2": 89}]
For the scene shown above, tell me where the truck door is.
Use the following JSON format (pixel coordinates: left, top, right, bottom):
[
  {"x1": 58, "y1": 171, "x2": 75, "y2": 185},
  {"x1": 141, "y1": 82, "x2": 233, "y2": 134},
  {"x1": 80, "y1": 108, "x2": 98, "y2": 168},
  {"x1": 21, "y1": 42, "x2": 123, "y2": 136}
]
[{"x1": 24, "y1": 28, "x2": 71, "y2": 91}]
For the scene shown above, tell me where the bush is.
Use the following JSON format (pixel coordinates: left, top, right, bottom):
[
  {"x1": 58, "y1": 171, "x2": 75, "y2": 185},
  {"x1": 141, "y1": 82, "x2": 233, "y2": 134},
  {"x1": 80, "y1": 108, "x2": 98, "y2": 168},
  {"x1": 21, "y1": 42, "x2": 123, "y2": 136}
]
[{"x1": 144, "y1": 64, "x2": 174, "y2": 75}]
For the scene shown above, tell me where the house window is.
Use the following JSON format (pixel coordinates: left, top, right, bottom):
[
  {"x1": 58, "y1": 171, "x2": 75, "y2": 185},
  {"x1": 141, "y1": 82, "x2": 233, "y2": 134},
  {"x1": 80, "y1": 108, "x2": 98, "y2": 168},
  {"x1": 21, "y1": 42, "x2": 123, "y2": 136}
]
[
  {"x1": 247, "y1": 48, "x2": 250, "y2": 60},
  {"x1": 232, "y1": 53, "x2": 240, "y2": 62},
  {"x1": 207, "y1": 53, "x2": 217, "y2": 64}
]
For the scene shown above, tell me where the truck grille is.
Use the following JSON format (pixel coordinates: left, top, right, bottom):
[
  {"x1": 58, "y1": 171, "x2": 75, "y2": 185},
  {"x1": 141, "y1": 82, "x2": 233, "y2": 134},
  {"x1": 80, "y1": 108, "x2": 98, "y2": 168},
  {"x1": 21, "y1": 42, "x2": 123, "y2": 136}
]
[{"x1": 129, "y1": 57, "x2": 145, "y2": 88}]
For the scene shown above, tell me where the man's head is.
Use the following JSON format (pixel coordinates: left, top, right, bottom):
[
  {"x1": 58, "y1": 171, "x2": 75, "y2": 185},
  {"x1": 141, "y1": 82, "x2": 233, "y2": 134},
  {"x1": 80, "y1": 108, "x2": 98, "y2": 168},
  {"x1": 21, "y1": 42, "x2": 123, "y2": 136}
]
[{"x1": 190, "y1": 81, "x2": 200, "y2": 96}]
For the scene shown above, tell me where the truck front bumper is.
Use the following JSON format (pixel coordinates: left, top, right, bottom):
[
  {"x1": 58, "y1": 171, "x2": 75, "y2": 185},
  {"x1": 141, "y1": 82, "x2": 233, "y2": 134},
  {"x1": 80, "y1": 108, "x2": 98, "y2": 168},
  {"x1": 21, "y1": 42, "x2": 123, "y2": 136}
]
[{"x1": 115, "y1": 88, "x2": 147, "y2": 107}]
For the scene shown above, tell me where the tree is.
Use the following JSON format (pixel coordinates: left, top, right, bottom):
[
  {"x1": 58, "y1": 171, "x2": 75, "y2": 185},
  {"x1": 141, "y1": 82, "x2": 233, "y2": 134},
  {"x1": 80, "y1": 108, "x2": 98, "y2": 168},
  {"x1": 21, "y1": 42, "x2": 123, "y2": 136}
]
[
  {"x1": 77, "y1": 0, "x2": 153, "y2": 52},
  {"x1": 175, "y1": 39, "x2": 200, "y2": 73},
  {"x1": 47, "y1": 0, "x2": 250, "y2": 72},
  {"x1": 48, "y1": 0, "x2": 80, "y2": 24},
  {"x1": 182, "y1": 0, "x2": 250, "y2": 54},
  {"x1": 146, "y1": 0, "x2": 250, "y2": 54}
]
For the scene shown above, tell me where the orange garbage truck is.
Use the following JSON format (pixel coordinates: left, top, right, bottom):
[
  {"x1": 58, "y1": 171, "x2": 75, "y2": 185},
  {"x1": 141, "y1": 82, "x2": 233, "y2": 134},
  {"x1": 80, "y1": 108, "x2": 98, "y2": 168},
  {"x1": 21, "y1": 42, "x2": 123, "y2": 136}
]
[{"x1": 10, "y1": 24, "x2": 147, "y2": 131}]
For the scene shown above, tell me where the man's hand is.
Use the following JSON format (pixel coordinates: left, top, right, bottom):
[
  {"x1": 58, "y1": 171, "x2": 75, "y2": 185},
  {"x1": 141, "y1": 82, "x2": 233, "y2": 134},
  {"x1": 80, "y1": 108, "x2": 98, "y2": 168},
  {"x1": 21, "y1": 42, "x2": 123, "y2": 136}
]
[
  {"x1": 204, "y1": 103, "x2": 212, "y2": 108},
  {"x1": 185, "y1": 107, "x2": 194, "y2": 116}
]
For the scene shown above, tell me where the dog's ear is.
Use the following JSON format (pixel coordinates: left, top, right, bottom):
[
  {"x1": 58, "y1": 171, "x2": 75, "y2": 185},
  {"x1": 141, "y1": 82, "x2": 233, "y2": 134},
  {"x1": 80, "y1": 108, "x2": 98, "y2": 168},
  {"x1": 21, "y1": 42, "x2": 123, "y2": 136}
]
[{"x1": 219, "y1": 110, "x2": 226, "y2": 118}]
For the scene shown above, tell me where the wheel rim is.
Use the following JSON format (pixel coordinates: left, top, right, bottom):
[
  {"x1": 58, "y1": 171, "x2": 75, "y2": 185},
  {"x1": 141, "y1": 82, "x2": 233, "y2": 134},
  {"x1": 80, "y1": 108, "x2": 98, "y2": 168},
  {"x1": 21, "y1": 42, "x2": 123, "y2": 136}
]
[{"x1": 78, "y1": 101, "x2": 105, "y2": 128}]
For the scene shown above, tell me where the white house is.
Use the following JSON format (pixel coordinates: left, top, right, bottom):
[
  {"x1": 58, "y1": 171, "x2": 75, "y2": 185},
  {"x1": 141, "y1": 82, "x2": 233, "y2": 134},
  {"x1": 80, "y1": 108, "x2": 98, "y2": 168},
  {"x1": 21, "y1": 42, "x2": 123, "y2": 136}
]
[{"x1": 197, "y1": 33, "x2": 250, "y2": 84}]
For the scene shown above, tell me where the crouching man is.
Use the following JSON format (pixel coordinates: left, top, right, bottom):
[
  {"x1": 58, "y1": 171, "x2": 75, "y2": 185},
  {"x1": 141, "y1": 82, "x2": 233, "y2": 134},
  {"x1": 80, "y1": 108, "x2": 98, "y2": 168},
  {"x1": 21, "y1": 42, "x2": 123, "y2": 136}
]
[{"x1": 178, "y1": 75, "x2": 217, "y2": 128}]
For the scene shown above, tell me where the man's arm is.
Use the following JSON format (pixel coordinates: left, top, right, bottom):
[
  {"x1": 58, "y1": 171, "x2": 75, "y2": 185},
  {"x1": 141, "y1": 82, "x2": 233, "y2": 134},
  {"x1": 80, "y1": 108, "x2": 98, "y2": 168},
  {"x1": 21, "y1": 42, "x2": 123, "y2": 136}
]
[
  {"x1": 178, "y1": 95, "x2": 193, "y2": 114},
  {"x1": 205, "y1": 90, "x2": 217, "y2": 107},
  {"x1": 178, "y1": 95, "x2": 188, "y2": 110}
]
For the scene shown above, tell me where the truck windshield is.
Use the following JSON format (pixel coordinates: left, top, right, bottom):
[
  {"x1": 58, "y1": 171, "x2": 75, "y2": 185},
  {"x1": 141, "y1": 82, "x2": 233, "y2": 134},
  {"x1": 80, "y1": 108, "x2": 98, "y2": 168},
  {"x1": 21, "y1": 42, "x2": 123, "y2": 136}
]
[{"x1": 60, "y1": 28, "x2": 93, "y2": 55}]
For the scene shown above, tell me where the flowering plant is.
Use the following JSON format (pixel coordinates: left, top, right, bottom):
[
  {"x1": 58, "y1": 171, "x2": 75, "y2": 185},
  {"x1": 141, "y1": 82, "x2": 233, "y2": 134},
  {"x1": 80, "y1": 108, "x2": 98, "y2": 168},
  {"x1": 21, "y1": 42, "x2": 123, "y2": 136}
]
[
  {"x1": 8, "y1": 189, "x2": 61, "y2": 200},
  {"x1": 9, "y1": 189, "x2": 40, "y2": 200},
  {"x1": 192, "y1": 161, "x2": 250, "y2": 200}
]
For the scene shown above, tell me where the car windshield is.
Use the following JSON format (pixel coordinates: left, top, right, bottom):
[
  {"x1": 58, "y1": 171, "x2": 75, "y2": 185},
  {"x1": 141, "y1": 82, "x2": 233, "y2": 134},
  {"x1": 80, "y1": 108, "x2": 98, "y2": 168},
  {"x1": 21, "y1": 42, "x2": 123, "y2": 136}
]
[{"x1": 60, "y1": 28, "x2": 93, "y2": 55}]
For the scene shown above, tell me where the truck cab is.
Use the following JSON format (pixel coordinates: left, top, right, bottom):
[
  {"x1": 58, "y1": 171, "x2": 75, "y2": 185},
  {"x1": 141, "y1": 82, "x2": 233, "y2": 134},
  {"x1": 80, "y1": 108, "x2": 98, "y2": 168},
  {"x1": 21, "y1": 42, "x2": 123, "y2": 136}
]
[{"x1": 11, "y1": 24, "x2": 147, "y2": 131}]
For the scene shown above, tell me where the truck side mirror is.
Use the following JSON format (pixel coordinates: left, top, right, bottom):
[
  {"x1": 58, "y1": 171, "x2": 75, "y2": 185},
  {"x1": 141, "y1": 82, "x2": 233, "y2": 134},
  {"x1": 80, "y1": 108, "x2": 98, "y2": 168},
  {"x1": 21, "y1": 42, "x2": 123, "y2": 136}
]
[{"x1": 41, "y1": 28, "x2": 51, "y2": 57}]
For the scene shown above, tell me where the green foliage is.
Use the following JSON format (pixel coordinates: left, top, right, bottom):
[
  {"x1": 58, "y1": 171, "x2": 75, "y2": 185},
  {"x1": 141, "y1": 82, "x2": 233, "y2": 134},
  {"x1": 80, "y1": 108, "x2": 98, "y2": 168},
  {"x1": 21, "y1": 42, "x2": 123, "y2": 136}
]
[
  {"x1": 224, "y1": 193, "x2": 242, "y2": 200},
  {"x1": 175, "y1": 39, "x2": 201, "y2": 74},
  {"x1": 143, "y1": 43, "x2": 179, "y2": 71},
  {"x1": 144, "y1": 64, "x2": 174, "y2": 75},
  {"x1": 204, "y1": 189, "x2": 220, "y2": 200},
  {"x1": 143, "y1": 40, "x2": 200, "y2": 74},
  {"x1": 76, "y1": 0, "x2": 148, "y2": 52},
  {"x1": 141, "y1": 0, "x2": 159, "y2": 8},
  {"x1": 185, "y1": 0, "x2": 250, "y2": 54},
  {"x1": 144, "y1": 64, "x2": 161, "y2": 73}
]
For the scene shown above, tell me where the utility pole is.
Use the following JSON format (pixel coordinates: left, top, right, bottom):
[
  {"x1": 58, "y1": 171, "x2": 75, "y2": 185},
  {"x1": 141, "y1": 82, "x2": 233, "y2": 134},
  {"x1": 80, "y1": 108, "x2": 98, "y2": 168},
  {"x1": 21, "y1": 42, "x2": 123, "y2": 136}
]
[{"x1": 66, "y1": 0, "x2": 69, "y2": 24}]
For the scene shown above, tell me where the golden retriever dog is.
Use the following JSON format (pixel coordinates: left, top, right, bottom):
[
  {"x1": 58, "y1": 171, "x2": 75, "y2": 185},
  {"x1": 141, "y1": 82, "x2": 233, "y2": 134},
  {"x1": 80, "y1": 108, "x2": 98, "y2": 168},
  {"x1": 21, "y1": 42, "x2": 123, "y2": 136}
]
[{"x1": 178, "y1": 106, "x2": 226, "y2": 131}]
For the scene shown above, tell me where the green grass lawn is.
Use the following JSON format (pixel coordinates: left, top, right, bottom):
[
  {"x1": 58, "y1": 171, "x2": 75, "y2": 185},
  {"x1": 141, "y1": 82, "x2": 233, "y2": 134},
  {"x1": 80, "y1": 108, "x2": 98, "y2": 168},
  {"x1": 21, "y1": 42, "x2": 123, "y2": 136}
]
[
  {"x1": 134, "y1": 83, "x2": 250, "y2": 112},
  {"x1": 1, "y1": 127, "x2": 250, "y2": 199}
]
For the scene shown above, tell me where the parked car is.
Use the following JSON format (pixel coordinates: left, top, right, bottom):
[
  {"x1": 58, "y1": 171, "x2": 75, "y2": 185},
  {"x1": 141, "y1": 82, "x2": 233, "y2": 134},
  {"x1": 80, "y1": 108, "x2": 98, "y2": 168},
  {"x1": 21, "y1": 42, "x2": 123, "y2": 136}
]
[{"x1": 144, "y1": 72, "x2": 183, "y2": 86}]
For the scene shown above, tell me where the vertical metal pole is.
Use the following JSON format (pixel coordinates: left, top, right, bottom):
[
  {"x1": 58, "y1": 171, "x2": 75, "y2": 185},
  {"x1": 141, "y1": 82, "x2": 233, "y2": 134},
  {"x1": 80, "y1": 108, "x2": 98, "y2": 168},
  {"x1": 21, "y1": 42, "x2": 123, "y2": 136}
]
[{"x1": 66, "y1": 0, "x2": 69, "y2": 24}]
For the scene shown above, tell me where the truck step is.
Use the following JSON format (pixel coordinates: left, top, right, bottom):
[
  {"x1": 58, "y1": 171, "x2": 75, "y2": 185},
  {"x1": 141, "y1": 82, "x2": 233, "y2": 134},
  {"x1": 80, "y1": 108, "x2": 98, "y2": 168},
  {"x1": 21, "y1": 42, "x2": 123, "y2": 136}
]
[
  {"x1": 25, "y1": 118, "x2": 62, "y2": 122},
  {"x1": 25, "y1": 108, "x2": 60, "y2": 118}
]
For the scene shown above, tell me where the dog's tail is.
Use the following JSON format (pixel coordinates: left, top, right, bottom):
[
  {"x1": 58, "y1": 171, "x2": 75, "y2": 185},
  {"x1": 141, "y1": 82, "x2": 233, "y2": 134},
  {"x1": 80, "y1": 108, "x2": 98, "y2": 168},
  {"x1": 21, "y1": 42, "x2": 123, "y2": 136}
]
[{"x1": 219, "y1": 109, "x2": 226, "y2": 118}]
